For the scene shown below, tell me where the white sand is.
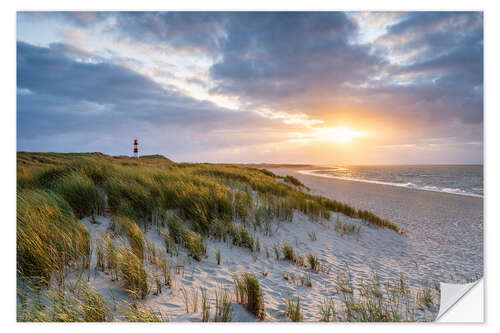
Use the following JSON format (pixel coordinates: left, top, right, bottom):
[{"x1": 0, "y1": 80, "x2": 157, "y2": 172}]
[{"x1": 80, "y1": 208, "x2": 437, "y2": 321}]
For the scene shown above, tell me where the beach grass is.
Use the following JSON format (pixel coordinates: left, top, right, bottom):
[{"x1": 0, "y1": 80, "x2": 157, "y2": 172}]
[
  {"x1": 121, "y1": 302, "x2": 168, "y2": 322},
  {"x1": 307, "y1": 253, "x2": 320, "y2": 272},
  {"x1": 16, "y1": 152, "x2": 407, "y2": 322},
  {"x1": 285, "y1": 296, "x2": 302, "y2": 322},
  {"x1": 233, "y1": 272, "x2": 265, "y2": 320},
  {"x1": 334, "y1": 218, "x2": 361, "y2": 236},
  {"x1": 119, "y1": 249, "x2": 149, "y2": 299},
  {"x1": 17, "y1": 189, "x2": 90, "y2": 285},
  {"x1": 214, "y1": 286, "x2": 232, "y2": 322}
]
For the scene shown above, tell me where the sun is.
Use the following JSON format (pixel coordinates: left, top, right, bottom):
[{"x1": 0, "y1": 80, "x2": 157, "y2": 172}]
[{"x1": 329, "y1": 127, "x2": 367, "y2": 143}]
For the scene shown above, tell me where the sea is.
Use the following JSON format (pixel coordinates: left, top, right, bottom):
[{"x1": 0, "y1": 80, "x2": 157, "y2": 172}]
[{"x1": 299, "y1": 165, "x2": 483, "y2": 198}]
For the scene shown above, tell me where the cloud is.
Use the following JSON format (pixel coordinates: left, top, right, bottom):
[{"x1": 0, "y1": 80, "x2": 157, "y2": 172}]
[
  {"x1": 210, "y1": 12, "x2": 386, "y2": 107},
  {"x1": 108, "y1": 12, "x2": 228, "y2": 55},
  {"x1": 206, "y1": 12, "x2": 482, "y2": 140},
  {"x1": 29, "y1": 12, "x2": 229, "y2": 55},
  {"x1": 16, "y1": 12, "x2": 483, "y2": 163},
  {"x1": 17, "y1": 41, "x2": 289, "y2": 157}
]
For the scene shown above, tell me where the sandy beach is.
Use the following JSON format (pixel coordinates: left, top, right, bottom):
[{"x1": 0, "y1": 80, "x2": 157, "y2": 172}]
[{"x1": 268, "y1": 167, "x2": 484, "y2": 284}]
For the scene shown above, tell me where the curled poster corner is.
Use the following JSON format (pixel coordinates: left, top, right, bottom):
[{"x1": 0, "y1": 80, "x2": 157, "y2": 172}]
[{"x1": 436, "y1": 279, "x2": 483, "y2": 322}]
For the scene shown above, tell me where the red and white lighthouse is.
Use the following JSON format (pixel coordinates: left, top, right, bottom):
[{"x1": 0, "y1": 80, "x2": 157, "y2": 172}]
[{"x1": 133, "y1": 139, "x2": 139, "y2": 158}]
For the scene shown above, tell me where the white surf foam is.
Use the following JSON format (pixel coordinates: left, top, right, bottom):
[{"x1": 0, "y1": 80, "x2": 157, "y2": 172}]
[{"x1": 298, "y1": 169, "x2": 483, "y2": 198}]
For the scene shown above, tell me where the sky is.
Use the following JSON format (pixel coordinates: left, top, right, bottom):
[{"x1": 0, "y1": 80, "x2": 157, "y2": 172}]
[{"x1": 16, "y1": 12, "x2": 483, "y2": 164}]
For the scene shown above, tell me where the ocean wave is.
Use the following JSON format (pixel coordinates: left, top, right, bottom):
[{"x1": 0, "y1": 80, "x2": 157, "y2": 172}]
[{"x1": 298, "y1": 169, "x2": 483, "y2": 198}]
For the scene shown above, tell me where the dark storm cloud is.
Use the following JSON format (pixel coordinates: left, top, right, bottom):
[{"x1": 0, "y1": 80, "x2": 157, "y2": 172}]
[
  {"x1": 17, "y1": 41, "x2": 162, "y2": 104},
  {"x1": 209, "y1": 12, "x2": 387, "y2": 103},
  {"x1": 368, "y1": 12, "x2": 483, "y2": 127},
  {"x1": 16, "y1": 41, "x2": 281, "y2": 154}
]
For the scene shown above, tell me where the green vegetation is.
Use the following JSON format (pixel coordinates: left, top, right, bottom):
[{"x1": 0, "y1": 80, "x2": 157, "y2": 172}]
[
  {"x1": 121, "y1": 302, "x2": 168, "y2": 322},
  {"x1": 18, "y1": 153, "x2": 399, "y2": 271},
  {"x1": 18, "y1": 284, "x2": 110, "y2": 322},
  {"x1": 200, "y1": 287, "x2": 210, "y2": 322},
  {"x1": 55, "y1": 172, "x2": 106, "y2": 218},
  {"x1": 281, "y1": 243, "x2": 295, "y2": 261},
  {"x1": 214, "y1": 286, "x2": 232, "y2": 322},
  {"x1": 307, "y1": 253, "x2": 320, "y2": 272},
  {"x1": 234, "y1": 272, "x2": 265, "y2": 319},
  {"x1": 104, "y1": 233, "x2": 119, "y2": 281},
  {"x1": 115, "y1": 215, "x2": 145, "y2": 260},
  {"x1": 285, "y1": 296, "x2": 302, "y2": 322},
  {"x1": 334, "y1": 218, "x2": 361, "y2": 236},
  {"x1": 416, "y1": 282, "x2": 434, "y2": 310},
  {"x1": 283, "y1": 175, "x2": 309, "y2": 190},
  {"x1": 299, "y1": 273, "x2": 312, "y2": 287},
  {"x1": 358, "y1": 210, "x2": 403, "y2": 234},
  {"x1": 16, "y1": 152, "x2": 405, "y2": 322},
  {"x1": 328, "y1": 264, "x2": 436, "y2": 322},
  {"x1": 17, "y1": 189, "x2": 90, "y2": 285},
  {"x1": 166, "y1": 214, "x2": 206, "y2": 261},
  {"x1": 319, "y1": 297, "x2": 338, "y2": 322},
  {"x1": 229, "y1": 224, "x2": 255, "y2": 250},
  {"x1": 119, "y1": 249, "x2": 149, "y2": 299}
]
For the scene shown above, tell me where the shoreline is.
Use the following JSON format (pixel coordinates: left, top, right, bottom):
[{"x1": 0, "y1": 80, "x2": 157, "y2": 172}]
[
  {"x1": 296, "y1": 169, "x2": 483, "y2": 199},
  {"x1": 267, "y1": 167, "x2": 483, "y2": 284}
]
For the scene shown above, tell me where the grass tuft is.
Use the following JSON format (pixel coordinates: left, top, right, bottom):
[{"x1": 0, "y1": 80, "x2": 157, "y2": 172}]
[
  {"x1": 17, "y1": 189, "x2": 90, "y2": 283},
  {"x1": 319, "y1": 297, "x2": 338, "y2": 322},
  {"x1": 115, "y1": 216, "x2": 145, "y2": 260},
  {"x1": 233, "y1": 272, "x2": 265, "y2": 320},
  {"x1": 214, "y1": 286, "x2": 232, "y2": 322},
  {"x1": 200, "y1": 287, "x2": 210, "y2": 322},
  {"x1": 281, "y1": 243, "x2": 295, "y2": 261},
  {"x1": 334, "y1": 218, "x2": 361, "y2": 236},
  {"x1": 285, "y1": 296, "x2": 302, "y2": 322},
  {"x1": 55, "y1": 172, "x2": 105, "y2": 218},
  {"x1": 121, "y1": 302, "x2": 168, "y2": 322},
  {"x1": 307, "y1": 253, "x2": 320, "y2": 272},
  {"x1": 119, "y1": 249, "x2": 149, "y2": 299}
]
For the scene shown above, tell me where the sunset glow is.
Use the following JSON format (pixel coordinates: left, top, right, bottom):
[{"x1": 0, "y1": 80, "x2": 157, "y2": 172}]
[{"x1": 329, "y1": 127, "x2": 367, "y2": 143}]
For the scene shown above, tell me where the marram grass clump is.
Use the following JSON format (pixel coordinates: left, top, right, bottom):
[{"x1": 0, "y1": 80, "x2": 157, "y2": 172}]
[
  {"x1": 17, "y1": 283, "x2": 110, "y2": 322},
  {"x1": 55, "y1": 172, "x2": 106, "y2": 218},
  {"x1": 17, "y1": 189, "x2": 90, "y2": 283},
  {"x1": 119, "y1": 249, "x2": 149, "y2": 299},
  {"x1": 285, "y1": 296, "x2": 302, "y2": 322},
  {"x1": 166, "y1": 214, "x2": 206, "y2": 261},
  {"x1": 234, "y1": 272, "x2": 265, "y2": 320},
  {"x1": 115, "y1": 215, "x2": 145, "y2": 260}
]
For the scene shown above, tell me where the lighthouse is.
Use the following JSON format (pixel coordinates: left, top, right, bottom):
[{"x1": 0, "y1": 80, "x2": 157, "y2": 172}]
[{"x1": 133, "y1": 139, "x2": 139, "y2": 158}]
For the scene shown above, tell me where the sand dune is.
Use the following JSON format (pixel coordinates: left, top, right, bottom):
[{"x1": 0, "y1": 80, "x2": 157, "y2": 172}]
[{"x1": 70, "y1": 168, "x2": 485, "y2": 321}]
